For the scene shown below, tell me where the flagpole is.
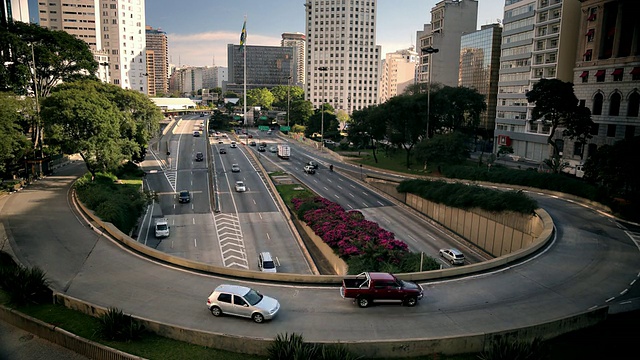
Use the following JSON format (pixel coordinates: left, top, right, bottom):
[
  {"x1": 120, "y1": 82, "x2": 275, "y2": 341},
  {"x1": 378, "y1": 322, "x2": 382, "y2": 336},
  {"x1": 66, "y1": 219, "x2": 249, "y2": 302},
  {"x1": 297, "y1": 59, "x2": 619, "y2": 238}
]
[{"x1": 243, "y1": 16, "x2": 247, "y2": 144}]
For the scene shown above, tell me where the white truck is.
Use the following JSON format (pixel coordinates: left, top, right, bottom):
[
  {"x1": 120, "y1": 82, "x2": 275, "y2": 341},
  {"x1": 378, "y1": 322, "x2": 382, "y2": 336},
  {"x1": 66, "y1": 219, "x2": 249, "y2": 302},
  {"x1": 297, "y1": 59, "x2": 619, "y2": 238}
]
[
  {"x1": 277, "y1": 144, "x2": 290, "y2": 160},
  {"x1": 154, "y1": 218, "x2": 170, "y2": 238}
]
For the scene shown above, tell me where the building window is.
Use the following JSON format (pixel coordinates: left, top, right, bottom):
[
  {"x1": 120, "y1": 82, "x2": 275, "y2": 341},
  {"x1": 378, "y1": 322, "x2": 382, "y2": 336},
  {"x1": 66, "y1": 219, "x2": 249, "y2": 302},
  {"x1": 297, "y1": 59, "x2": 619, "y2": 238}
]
[
  {"x1": 580, "y1": 70, "x2": 589, "y2": 83},
  {"x1": 625, "y1": 125, "x2": 636, "y2": 139},
  {"x1": 593, "y1": 93, "x2": 603, "y2": 115},
  {"x1": 612, "y1": 68, "x2": 623, "y2": 81},
  {"x1": 631, "y1": 67, "x2": 640, "y2": 81},
  {"x1": 590, "y1": 123, "x2": 599, "y2": 136},
  {"x1": 628, "y1": 92, "x2": 640, "y2": 117},
  {"x1": 609, "y1": 93, "x2": 621, "y2": 116},
  {"x1": 595, "y1": 69, "x2": 605, "y2": 82},
  {"x1": 607, "y1": 124, "x2": 616, "y2": 137},
  {"x1": 583, "y1": 49, "x2": 592, "y2": 61},
  {"x1": 573, "y1": 142, "x2": 583, "y2": 157},
  {"x1": 586, "y1": 29, "x2": 595, "y2": 42}
]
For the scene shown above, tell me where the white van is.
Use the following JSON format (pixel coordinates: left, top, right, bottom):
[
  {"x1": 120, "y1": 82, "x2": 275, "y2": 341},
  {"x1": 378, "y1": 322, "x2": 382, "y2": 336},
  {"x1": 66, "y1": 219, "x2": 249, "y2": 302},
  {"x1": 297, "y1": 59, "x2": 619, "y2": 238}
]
[
  {"x1": 258, "y1": 252, "x2": 277, "y2": 273},
  {"x1": 154, "y1": 218, "x2": 170, "y2": 238}
]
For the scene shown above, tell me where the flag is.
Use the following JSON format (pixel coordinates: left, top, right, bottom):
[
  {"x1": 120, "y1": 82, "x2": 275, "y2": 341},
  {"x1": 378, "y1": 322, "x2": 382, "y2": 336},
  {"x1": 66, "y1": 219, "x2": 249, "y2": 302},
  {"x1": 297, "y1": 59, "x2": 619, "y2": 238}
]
[{"x1": 239, "y1": 20, "x2": 246, "y2": 51}]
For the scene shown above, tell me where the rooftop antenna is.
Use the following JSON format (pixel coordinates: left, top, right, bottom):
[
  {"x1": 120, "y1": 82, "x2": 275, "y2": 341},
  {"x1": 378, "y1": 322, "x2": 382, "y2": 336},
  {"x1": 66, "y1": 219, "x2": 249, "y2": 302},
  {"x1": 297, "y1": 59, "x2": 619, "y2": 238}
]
[{"x1": 212, "y1": 55, "x2": 216, "y2": 67}]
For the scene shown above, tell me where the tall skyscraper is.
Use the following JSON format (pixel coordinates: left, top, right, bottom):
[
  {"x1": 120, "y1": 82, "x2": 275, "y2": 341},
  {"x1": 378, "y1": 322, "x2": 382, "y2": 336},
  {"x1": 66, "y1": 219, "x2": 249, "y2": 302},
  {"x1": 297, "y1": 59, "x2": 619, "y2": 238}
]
[
  {"x1": 494, "y1": 0, "x2": 580, "y2": 161},
  {"x1": 225, "y1": 44, "x2": 295, "y2": 96},
  {"x1": 304, "y1": 0, "x2": 380, "y2": 114},
  {"x1": 281, "y1": 32, "x2": 306, "y2": 86},
  {"x1": 459, "y1": 24, "x2": 502, "y2": 137},
  {"x1": 417, "y1": 0, "x2": 478, "y2": 87},
  {"x1": 38, "y1": 0, "x2": 147, "y2": 94},
  {"x1": 379, "y1": 47, "x2": 418, "y2": 104},
  {"x1": 2, "y1": 0, "x2": 29, "y2": 27},
  {"x1": 572, "y1": 0, "x2": 640, "y2": 162},
  {"x1": 146, "y1": 26, "x2": 168, "y2": 96}
]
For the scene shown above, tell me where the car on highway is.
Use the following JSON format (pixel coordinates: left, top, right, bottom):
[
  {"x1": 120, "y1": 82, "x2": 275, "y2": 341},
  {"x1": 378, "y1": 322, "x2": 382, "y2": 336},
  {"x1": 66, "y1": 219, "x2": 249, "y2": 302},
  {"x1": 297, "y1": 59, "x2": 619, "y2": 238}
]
[
  {"x1": 193, "y1": 131, "x2": 200, "y2": 137},
  {"x1": 439, "y1": 248, "x2": 465, "y2": 265},
  {"x1": 231, "y1": 164, "x2": 240, "y2": 172},
  {"x1": 303, "y1": 165, "x2": 316, "y2": 174},
  {"x1": 269, "y1": 146, "x2": 277, "y2": 153},
  {"x1": 178, "y1": 190, "x2": 191, "y2": 203},
  {"x1": 249, "y1": 141, "x2": 256, "y2": 146},
  {"x1": 206, "y1": 284, "x2": 280, "y2": 323},
  {"x1": 257, "y1": 145, "x2": 266, "y2": 152},
  {"x1": 219, "y1": 148, "x2": 226, "y2": 154},
  {"x1": 195, "y1": 152, "x2": 204, "y2": 161},
  {"x1": 258, "y1": 252, "x2": 277, "y2": 273},
  {"x1": 306, "y1": 161, "x2": 319, "y2": 169},
  {"x1": 230, "y1": 142, "x2": 237, "y2": 148},
  {"x1": 235, "y1": 181, "x2": 246, "y2": 192}
]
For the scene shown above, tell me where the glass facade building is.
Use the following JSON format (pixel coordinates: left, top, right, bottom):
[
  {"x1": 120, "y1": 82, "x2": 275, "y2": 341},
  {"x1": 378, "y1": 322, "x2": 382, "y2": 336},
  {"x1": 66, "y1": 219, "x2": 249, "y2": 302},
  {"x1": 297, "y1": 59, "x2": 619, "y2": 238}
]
[
  {"x1": 459, "y1": 24, "x2": 502, "y2": 136},
  {"x1": 225, "y1": 44, "x2": 295, "y2": 96}
]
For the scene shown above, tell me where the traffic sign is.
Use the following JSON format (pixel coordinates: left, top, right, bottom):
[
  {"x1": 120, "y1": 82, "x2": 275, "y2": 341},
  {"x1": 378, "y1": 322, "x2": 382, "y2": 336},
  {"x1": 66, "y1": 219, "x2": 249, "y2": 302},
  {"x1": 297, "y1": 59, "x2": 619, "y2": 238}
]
[
  {"x1": 258, "y1": 125, "x2": 270, "y2": 131},
  {"x1": 280, "y1": 126, "x2": 291, "y2": 132}
]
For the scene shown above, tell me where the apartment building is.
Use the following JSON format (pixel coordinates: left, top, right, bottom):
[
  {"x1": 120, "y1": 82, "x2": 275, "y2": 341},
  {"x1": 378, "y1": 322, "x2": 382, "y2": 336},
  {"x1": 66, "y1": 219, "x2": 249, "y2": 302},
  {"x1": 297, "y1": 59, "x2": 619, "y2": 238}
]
[
  {"x1": 304, "y1": 0, "x2": 380, "y2": 114},
  {"x1": 417, "y1": 0, "x2": 478, "y2": 87},
  {"x1": 281, "y1": 32, "x2": 306, "y2": 86},
  {"x1": 571, "y1": 0, "x2": 640, "y2": 161},
  {"x1": 225, "y1": 44, "x2": 295, "y2": 96},
  {"x1": 145, "y1": 25, "x2": 168, "y2": 96},
  {"x1": 202, "y1": 66, "x2": 227, "y2": 89},
  {"x1": 493, "y1": 0, "x2": 580, "y2": 161},
  {"x1": 169, "y1": 66, "x2": 204, "y2": 96},
  {"x1": 379, "y1": 47, "x2": 418, "y2": 104},
  {"x1": 459, "y1": 24, "x2": 502, "y2": 136},
  {"x1": 38, "y1": 0, "x2": 147, "y2": 94}
]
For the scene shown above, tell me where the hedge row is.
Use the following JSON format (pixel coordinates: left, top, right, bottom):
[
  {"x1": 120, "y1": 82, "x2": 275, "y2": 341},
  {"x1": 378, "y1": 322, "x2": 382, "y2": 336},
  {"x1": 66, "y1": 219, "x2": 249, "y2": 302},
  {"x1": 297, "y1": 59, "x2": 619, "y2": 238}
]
[{"x1": 397, "y1": 179, "x2": 538, "y2": 214}]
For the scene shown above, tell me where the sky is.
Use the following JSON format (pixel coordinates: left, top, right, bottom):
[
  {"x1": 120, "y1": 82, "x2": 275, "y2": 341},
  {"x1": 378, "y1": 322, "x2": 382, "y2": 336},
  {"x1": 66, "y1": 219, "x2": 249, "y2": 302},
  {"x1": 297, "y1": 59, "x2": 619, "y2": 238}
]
[{"x1": 144, "y1": 0, "x2": 505, "y2": 68}]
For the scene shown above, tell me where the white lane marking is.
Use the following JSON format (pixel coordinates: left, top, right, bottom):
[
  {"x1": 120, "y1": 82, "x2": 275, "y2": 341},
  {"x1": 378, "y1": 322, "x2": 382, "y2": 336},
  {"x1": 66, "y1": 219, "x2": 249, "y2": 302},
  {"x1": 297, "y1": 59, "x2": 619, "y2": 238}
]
[
  {"x1": 337, "y1": 185, "x2": 343, "y2": 189},
  {"x1": 335, "y1": 195, "x2": 340, "y2": 199},
  {"x1": 620, "y1": 289, "x2": 628, "y2": 295},
  {"x1": 259, "y1": 213, "x2": 263, "y2": 220},
  {"x1": 605, "y1": 297, "x2": 615, "y2": 303},
  {"x1": 350, "y1": 184, "x2": 356, "y2": 189},
  {"x1": 194, "y1": 239, "x2": 197, "y2": 247},
  {"x1": 377, "y1": 201, "x2": 385, "y2": 206},
  {"x1": 192, "y1": 218, "x2": 195, "y2": 225},
  {"x1": 362, "y1": 191, "x2": 368, "y2": 196},
  {"x1": 253, "y1": 199, "x2": 257, "y2": 205},
  {"x1": 347, "y1": 204, "x2": 353, "y2": 209},
  {"x1": 349, "y1": 193, "x2": 355, "y2": 198},
  {"x1": 324, "y1": 187, "x2": 329, "y2": 191},
  {"x1": 362, "y1": 202, "x2": 368, "y2": 207},
  {"x1": 266, "y1": 233, "x2": 271, "y2": 240}
]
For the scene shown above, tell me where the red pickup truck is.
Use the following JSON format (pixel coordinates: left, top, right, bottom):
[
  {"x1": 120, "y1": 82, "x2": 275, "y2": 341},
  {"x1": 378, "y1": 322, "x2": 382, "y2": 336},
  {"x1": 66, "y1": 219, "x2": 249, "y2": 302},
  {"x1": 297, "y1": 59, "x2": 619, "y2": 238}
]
[{"x1": 340, "y1": 272, "x2": 424, "y2": 308}]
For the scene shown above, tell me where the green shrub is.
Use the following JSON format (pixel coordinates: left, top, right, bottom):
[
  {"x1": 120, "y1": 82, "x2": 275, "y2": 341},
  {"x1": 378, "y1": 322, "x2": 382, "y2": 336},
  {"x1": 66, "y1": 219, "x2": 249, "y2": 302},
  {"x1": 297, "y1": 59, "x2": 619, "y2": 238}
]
[
  {"x1": 2, "y1": 265, "x2": 51, "y2": 306},
  {"x1": 397, "y1": 179, "x2": 538, "y2": 214},
  {"x1": 320, "y1": 344, "x2": 364, "y2": 360},
  {"x1": 98, "y1": 307, "x2": 146, "y2": 342},
  {"x1": 478, "y1": 336, "x2": 548, "y2": 360},
  {"x1": 268, "y1": 332, "x2": 362, "y2": 360},
  {"x1": 296, "y1": 200, "x2": 323, "y2": 220}
]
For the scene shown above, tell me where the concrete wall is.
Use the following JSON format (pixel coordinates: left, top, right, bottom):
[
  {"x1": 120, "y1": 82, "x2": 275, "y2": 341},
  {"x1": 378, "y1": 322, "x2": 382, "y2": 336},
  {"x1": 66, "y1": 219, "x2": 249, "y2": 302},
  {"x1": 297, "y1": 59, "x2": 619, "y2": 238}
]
[{"x1": 298, "y1": 221, "x2": 348, "y2": 275}]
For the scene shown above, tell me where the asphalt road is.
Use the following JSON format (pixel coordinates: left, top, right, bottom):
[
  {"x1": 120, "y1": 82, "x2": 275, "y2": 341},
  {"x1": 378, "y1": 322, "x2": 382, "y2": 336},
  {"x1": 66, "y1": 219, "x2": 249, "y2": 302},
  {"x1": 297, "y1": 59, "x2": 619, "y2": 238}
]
[{"x1": 2, "y1": 153, "x2": 639, "y2": 345}]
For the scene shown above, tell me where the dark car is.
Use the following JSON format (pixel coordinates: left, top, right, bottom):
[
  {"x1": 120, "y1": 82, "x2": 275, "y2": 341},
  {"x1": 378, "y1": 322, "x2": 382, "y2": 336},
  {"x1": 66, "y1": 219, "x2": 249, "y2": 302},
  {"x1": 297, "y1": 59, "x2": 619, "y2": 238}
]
[
  {"x1": 307, "y1": 161, "x2": 319, "y2": 169},
  {"x1": 257, "y1": 146, "x2": 266, "y2": 152},
  {"x1": 195, "y1": 152, "x2": 204, "y2": 161},
  {"x1": 179, "y1": 190, "x2": 191, "y2": 203},
  {"x1": 219, "y1": 148, "x2": 227, "y2": 154},
  {"x1": 249, "y1": 141, "x2": 256, "y2": 146}
]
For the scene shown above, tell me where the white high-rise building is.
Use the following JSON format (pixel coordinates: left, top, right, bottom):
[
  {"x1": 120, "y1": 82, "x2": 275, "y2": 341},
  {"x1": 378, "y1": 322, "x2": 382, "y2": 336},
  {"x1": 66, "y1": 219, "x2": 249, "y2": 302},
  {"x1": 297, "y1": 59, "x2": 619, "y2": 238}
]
[
  {"x1": 281, "y1": 32, "x2": 306, "y2": 86},
  {"x1": 2, "y1": 0, "x2": 29, "y2": 24},
  {"x1": 379, "y1": 47, "x2": 418, "y2": 104},
  {"x1": 37, "y1": 0, "x2": 147, "y2": 94},
  {"x1": 203, "y1": 66, "x2": 228, "y2": 89},
  {"x1": 304, "y1": 0, "x2": 380, "y2": 114}
]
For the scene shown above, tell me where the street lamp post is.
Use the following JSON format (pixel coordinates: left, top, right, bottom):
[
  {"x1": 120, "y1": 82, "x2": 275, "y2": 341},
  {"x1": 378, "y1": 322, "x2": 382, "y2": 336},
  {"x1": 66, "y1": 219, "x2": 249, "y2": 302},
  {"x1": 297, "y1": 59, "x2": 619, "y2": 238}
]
[
  {"x1": 421, "y1": 46, "x2": 439, "y2": 140},
  {"x1": 318, "y1": 66, "x2": 328, "y2": 151},
  {"x1": 287, "y1": 75, "x2": 292, "y2": 129},
  {"x1": 30, "y1": 43, "x2": 43, "y2": 177}
]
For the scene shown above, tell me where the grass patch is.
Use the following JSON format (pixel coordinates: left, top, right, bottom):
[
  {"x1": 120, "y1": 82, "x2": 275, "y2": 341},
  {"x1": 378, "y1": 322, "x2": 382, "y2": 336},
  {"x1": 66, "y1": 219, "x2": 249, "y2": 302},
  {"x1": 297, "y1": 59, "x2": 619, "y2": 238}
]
[
  {"x1": 276, "y1": 183, "x2": 316, "y2": 206},
  {"x1": 342, "y1": 148, "x2": 434, "y2": 176}
]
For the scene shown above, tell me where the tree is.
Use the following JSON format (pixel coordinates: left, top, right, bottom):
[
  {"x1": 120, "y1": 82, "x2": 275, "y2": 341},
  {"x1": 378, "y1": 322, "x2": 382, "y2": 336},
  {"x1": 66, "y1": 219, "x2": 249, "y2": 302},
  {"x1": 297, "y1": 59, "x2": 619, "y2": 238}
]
[
  {"x1": 289, "y1": 100, "x2": 314, "y2": 127},
  {"x1": 526, "y1": 79, "x2": 595, "y2": 172},
  {"x1": 304, "y1": 104, "x2": 338, "y2": 138},
  {"x1": 0, "y1": 93, "x2": 32, "y2": 176},
  {"x1": 430, "y1": 86, "x2": 486, "y2": 134},
  {"x1": 270, "y1": 85, "x2": 304, "y2": 110},
  {"x1": 348, "y1": 105, "x2": 387, "y2": 162},
  {"x1": 385, "y1": 95, "x2": 426, "y2": 168},
  {"x1": 415, "y1": 132, "x2": 470, "y2": 172},
  {"x1": 246, "y1": 88, "x2": 274, "y2": 110},
  {"x1": 584, "y1": 136, "x2": 640, "y2": 199}
]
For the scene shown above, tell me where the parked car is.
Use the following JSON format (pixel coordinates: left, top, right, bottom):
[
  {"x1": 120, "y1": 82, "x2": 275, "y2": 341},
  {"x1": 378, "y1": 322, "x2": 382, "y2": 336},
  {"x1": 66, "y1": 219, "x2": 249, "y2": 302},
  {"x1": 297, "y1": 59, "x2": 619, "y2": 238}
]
[
  {"x1": 206, "y1": 284, "x2": 280, "y2": 323},
  {"x1": 439, "y1": 248, "x2": 465, "y2": 265},
  {"x1": 178, "y1": 190, "x2": 191, "y2": 203},
  {"x1": 231, "y1": 164, "x2": 240, "y2": 172},
  {"x1": 340, "y1": 272, "x2": 423, "y2": 308},
  {"x1": 235, "y1": 181, "x2": 246, "y2": 192},
  {"x1": 195, "y1": 152, "x2": 204, "y2": 161},
  {"x1": 219, "y1": 148, "x2": 226, "y2": 154},
  {"x1": 303, "y1": 165, "x2": 316, "y2": 174},
  {"x1": 306, "y1": 161, "x2": 319, "y2": 169}
]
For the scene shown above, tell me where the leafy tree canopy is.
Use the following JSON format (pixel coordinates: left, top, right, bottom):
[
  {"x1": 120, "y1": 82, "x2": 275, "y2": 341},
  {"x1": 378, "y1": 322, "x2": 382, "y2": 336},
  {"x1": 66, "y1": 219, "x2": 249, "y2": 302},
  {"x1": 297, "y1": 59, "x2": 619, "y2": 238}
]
[
  {"x1": 270, "y1": 85, "x2": 304, "y2": 110},
  {"x1": 0, "y1": 93, "x2": 32, "y2": 175},
  {"x1": 246, "y1": 88, "x2": 275, "y2": 110},
  {"x1": 415, "y1": 131, "x2": 471, "y2": 169},
  {"x1": 289, "y1": 99, "x2": 314, "y2": 126}
]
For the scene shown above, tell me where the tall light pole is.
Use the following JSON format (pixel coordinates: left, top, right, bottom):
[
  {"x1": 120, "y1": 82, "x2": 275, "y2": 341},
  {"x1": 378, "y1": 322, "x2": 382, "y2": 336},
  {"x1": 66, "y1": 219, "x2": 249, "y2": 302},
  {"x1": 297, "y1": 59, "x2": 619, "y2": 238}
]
[
  {"x1": 421, "y1": 46, "x2": 439, "y2": 140},
  {"x1": 30, "y1": 43, "x2": 43, "y2": 177},
  {"x1": 287, "y1": 75, "x2": 291, "y2": 129},
  {"x1": 318, "y1": 66, "x2": 328, "y2": 151}
]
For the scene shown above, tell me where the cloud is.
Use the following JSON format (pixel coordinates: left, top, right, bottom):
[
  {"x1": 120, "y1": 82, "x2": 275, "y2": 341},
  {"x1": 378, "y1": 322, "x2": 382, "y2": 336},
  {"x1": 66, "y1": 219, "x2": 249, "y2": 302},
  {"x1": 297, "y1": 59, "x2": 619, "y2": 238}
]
[{"x1": 167, "y1": 31, "x2": 282, "y2": 68}]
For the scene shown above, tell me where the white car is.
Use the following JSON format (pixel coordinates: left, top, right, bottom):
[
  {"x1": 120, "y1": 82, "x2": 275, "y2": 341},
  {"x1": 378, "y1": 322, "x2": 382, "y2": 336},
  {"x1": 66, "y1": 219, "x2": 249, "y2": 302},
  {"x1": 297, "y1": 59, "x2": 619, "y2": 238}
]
[
  {"x1": 230, "y1": 142, "x2": 237, "y2": 148},
  {"x1": 206, "y1": 284, "x2": 280, "y2": 323},
  {"x1": 231, "y1": 164, "x2": 240, "y2": 172},
  {"x1": 439, "y1": 248, "x2": 465, "y2": 265},
  {"x1": 235, "y1": 181, "x2": 246, "y2": 192}
]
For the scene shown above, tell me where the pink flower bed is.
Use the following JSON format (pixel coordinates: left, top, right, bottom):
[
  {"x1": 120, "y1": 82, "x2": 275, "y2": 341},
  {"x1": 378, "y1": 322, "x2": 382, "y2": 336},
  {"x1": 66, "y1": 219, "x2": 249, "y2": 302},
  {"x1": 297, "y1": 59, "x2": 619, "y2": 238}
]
[{"x1": 292, "y1": 197, "x2": 410, "y2": 261}]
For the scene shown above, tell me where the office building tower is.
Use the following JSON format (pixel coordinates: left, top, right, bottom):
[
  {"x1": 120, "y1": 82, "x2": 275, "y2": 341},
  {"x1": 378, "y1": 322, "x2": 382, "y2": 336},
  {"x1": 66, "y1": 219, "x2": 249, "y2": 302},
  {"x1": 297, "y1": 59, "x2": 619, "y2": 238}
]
[
  {"x1": 146, "y1": 26, "x2": 168, "y2": 96},
  {"x1": 459, "y1": 23, "x2": 502, "y2": 136},
  {"x1": 203, "y1": 66, "x2": 227, "y2": 89},
  {"x1": 2, "y1": 0, "x2": 29, "y2": 26},
  {"x1": 281, "y1": 32, "x2": 306, "y2": 86},
  {"x1": 38, "y1": 0, "x2": 147, "y2": 94},
  {"x1": 572, "y1": 0, "x2": 640, "y2": 161},
  {"x1": 305, "y1": 0, "x2": 380, "y2": 114},
  {"x1": 379, "y1": 47, "x2": 418, "y2": 104},
  {"x1": 417, "y1": 0, "x2": 478, "y2": 87},
  {"x1": 225, "y1": 44, "x2": 295, "y2": 96},
  {"x1": 494, "y1": 0, "x2": 580, "y2": 161}
]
